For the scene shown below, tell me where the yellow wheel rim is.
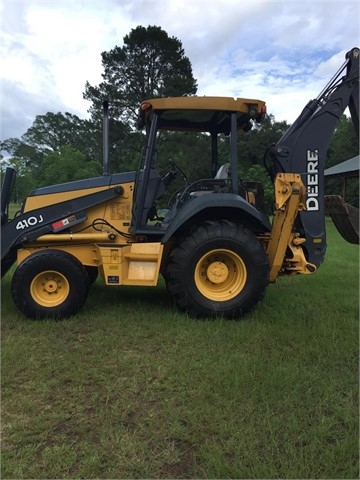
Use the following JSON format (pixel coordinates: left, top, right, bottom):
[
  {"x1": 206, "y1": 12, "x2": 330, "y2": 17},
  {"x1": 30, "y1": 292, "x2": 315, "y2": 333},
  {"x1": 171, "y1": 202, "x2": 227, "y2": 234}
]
[
  {"x1": 30, "y1": 271, "x2": 70, "y2": 307},
  {"x1": 194, "y1": 249, "x2": 247, "y2": 302}
]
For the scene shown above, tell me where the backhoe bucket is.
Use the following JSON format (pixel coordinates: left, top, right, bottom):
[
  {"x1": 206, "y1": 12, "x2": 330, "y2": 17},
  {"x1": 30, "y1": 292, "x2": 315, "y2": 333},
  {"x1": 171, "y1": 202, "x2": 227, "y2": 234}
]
[{"x1": 324, "y1": 195, "x2": 359, "y2": 244}]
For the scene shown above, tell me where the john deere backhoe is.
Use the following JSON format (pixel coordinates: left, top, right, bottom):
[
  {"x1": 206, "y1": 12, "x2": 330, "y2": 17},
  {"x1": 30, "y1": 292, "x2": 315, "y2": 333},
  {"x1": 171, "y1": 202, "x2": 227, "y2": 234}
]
[{"x1": 1, "y1": 47, "x2": 359, "y2": 320}]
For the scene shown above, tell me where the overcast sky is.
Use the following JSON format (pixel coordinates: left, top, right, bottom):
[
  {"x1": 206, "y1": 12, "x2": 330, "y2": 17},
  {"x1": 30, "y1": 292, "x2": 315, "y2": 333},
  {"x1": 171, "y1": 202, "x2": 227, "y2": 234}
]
[{"x1": 1, "y1": 0, "x2": 359, "y2": 142}]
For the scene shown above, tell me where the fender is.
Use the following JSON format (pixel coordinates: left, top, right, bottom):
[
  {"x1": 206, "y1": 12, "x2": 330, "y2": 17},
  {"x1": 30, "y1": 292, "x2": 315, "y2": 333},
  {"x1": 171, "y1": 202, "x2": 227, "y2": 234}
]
[{"x1": 161, "y1": 193, "x2": 271, "y2": 243}]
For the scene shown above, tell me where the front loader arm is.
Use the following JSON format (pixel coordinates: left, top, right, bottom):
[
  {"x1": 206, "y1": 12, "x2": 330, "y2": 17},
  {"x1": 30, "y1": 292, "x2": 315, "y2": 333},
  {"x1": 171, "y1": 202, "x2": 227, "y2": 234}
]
[
  {"x1": 1, "y1": 186, "x2": 123, "y2": 277},
  {"x1": 264, "y1": 47, "x2": 359, "y2": 267}
]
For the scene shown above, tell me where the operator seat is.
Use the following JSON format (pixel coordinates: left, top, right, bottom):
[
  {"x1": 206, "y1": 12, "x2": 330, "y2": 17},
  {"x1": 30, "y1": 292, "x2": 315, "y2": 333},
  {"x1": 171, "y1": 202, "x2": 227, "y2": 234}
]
[
  {"x1": 214, "y1": 163, "x2": 231, "y2": 179},
  {"x1": 188, "y1": 163, "x2": 231, "y2": 198}
]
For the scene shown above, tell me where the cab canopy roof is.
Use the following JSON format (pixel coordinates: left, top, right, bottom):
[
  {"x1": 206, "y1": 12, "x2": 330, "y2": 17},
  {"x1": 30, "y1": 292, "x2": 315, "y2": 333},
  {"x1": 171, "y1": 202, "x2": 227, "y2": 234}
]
[{"x1": 138, "y1": 96, "x2": 266, "y2": 134}]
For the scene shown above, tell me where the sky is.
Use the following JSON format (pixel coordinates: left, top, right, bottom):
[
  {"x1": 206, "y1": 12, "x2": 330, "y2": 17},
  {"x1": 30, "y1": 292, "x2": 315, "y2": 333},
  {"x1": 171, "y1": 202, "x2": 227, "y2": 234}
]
[{"x1": 1, "y1": 0, "x2": 359, "y2": 142}]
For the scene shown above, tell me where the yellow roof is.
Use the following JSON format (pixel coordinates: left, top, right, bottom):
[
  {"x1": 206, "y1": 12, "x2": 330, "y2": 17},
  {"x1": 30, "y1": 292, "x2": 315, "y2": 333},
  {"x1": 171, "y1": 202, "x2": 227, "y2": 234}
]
[
  {"x1": 142, "y1": 96, "x2": 265, "y2": 112},
  {"x1": 139, "y1": 96, "x2": 266, "y2": 133}
]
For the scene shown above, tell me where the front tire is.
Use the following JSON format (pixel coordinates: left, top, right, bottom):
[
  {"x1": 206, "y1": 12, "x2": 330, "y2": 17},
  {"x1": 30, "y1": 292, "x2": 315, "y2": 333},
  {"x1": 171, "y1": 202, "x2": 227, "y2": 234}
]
[
  {"x1": 165, "y1": 220, "x2": 269, "y2": 318},
  {"x1": 12, "y1": 250, "x2": 90, "y2": 320}
]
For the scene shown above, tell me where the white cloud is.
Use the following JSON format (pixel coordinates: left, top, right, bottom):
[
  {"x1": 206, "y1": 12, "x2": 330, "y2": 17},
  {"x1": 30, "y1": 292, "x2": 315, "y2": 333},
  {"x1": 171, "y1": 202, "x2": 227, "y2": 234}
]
[{"x1": 0, "y1": 0, "x2": 359, "y2": 141}]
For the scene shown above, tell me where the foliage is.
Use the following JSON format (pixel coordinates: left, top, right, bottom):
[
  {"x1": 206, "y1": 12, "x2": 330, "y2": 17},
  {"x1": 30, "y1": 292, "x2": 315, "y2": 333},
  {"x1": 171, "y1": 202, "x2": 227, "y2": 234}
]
[
  {"x1": 239, "y1": 114, "x2": 290, "y2": 168},
  {"x1": 2, "y1": 112, "x2": 97, "y2": 159},
  {"x1": 82, "y1": 25, "x2": 198, "y2": 174},
  {"x1": 325, "y1": 114, "x2": 359, "y2": 206},
  {"x1": 326, "y1": 114, "x2": 358, "y2": 167},
  {"x1": 83, "y1": 25, "x2": 198, "y2": 125},
  {"x1": 1, "y1": 138, "x2": 103, "y2": 202},
  {"x1": 242, "y1": 164, "x2": 275, "y2": 212},
  {"x1": 1, "y1": 112, "x2": 102, "y2": 189},
  {"x1": 0, "y1": 153, "x2": 39, "y2": 203},
  {"x1": 38, "y1": 146, "x2": 102, "y2": 186},
  {"x1": 23, "y1": 112, "x2": 92, "y2": 155},
  {"x1": 1, "y1": 138, "x2": 44, "y2": 171}
]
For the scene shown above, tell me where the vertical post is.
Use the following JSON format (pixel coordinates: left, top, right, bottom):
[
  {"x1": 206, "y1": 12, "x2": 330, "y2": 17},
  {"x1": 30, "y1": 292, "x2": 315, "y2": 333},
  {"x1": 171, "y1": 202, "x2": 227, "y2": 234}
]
[
  {"x1": 103, "y1": 100, "x2": 110, "y2": 176},
  {"x1": 133, "y1": 112, "x2": 159, "y2": 231},
  {"x1": 230, "y1": 113, "x2": 238, "y2": 194},
  {"x1": 210, "y1": 133, "x2": 218, "y2": 177}
]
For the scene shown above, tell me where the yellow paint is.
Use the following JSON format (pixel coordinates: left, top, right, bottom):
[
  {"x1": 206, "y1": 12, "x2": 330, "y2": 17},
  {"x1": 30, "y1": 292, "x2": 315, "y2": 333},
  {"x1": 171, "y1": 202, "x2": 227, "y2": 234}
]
[
  {"x1": 99, "y1": 242, "x2": 164, "y2": 286},
  {"x1": 23, "y1": 182, "x2": 135, "y2": 239},
  {"x1": 30, "y1": 270, "x2": 70, "y2": 307},
  {"x1": 194, "y1": 248, "x2": 247, "y2": 302},
  {"x1": 266, "y1": 173, "x2": 316, "y2": 282}
]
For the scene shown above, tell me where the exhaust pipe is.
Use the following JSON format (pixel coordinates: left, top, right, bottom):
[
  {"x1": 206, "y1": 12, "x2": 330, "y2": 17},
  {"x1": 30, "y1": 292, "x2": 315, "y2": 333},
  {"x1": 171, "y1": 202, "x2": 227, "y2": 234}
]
[{"x1": 103, "y1": 100, "x2": 110, "y2": 176}]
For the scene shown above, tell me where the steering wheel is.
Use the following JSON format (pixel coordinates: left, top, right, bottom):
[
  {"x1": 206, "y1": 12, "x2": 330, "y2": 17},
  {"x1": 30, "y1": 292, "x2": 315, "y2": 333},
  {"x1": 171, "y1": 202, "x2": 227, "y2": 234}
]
[{"x1": 169, "y1": 159, "x2": 188, "y2": 182}]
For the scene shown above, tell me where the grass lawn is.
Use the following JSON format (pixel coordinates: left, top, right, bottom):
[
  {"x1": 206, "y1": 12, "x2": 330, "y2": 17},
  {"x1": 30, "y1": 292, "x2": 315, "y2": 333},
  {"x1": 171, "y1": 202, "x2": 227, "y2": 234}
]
[{"x1": 1, "y1": 219, "x2": 359, "y2": 479}]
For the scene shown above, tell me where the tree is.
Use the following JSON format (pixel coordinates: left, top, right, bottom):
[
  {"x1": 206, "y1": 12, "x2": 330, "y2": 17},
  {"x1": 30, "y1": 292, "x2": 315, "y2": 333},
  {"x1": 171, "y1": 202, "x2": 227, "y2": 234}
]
[
  {"x1": 38, "y1": 146, "x2": 102, "y2": 186},
  {"x1": 325, "y1": 114, "x2": 359, "y2": 206},
  {"x1": 23, "y1": 112, "x2": 98, "y2": 159},
  {"x1": 1, "y1": 112, "x2": 105, "y2": 189},
  {"x1": 241, "y1": 164, "x2": 275, "y2": 213},
  {"x1": 239, "y1": 114, "x2": 290, "y2": 168},
  {"x1": 326, "y1": 114, "x2": 358, "y2": 167},
  {"x1": 83, "y1": 25, "x2": 198, "y2": 126},
  {"x1": 83, "y1": 25, "x2": 198, "y2": 174},
  {"x1": 2, "y1": 26, "x2": 198, "y2": 182},
  {"x1": 7, "y1": 157, "x2": 37, "y2": 204},
  {"x1": 1, "y1": 138, "x2": 43, "y2": 170}
]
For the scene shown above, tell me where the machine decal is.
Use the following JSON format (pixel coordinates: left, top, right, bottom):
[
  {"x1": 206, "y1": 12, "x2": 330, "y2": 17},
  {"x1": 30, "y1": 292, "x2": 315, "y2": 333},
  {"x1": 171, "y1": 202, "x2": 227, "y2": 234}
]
[
  {"x1": 110, "y1": 202, "x2": 131, "y2": 220},
  {"x1": 16, "y1": 214, "x2": 44, "y2": 230},
  {"x1": 52, "y1": 215, "x2": 78, "y2": 231},
  {"x1": 306, "y1": 149, "x2": 319, "y2": 211},
  {"x1": 108, "y1": 276, "x2": 120, "y2": 284}
]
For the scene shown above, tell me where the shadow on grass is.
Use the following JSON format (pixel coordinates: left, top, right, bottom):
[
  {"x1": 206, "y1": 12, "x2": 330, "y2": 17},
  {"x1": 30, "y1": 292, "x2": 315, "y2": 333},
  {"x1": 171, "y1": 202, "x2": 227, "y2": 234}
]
[
  {"x1": 86, "y1": 277, "x2": 174, "y2": 311},
  {"x1": 1, "y1": 270, "x2": 179, "y2": 326}
]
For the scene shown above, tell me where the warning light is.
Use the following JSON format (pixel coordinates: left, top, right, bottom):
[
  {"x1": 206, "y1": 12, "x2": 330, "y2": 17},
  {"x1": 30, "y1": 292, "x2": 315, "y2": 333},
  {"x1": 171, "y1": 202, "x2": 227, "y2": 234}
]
[{"x1": 141, "y1": 102, "x2": 152, "y2": 110}]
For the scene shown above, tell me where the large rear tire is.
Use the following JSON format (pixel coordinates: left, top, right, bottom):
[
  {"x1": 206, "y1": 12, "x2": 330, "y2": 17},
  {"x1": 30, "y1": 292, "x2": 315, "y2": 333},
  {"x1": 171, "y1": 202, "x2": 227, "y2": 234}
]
[
  {"x1": 165, "y1": 220, "x2": 269, "y2": 318},
  {"x1": 86, "y1": 266, "x2": 99, "y2": 285},
  {"x1": 11, "y1": 250, "x2": 90, "y2": 320}
]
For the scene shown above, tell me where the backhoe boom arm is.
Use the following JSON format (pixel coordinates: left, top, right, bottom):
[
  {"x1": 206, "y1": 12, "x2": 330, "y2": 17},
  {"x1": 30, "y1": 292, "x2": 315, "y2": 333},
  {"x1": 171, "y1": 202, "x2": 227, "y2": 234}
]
[{"x1": 264, "y1": 47, "x2": 359, "y2": 267}]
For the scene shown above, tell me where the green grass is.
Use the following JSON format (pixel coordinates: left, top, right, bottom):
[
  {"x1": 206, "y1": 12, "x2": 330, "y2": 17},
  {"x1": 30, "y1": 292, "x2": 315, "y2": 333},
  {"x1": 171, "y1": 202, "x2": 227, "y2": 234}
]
[{"x1": 1, "y1": 220, "x2": 359, "y2": 479}]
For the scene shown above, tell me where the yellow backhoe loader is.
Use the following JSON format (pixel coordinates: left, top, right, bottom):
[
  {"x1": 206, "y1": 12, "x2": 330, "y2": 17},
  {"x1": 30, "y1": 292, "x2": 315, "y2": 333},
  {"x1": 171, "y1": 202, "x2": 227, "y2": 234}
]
[{"x1": 1, "y1": 48, "x2": 358, "y2": 319}]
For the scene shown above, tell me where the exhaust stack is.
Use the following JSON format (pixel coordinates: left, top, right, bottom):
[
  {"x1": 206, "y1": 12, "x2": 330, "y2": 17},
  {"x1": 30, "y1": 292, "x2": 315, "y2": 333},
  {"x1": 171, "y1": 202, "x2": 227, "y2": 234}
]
[{"x1": 103, "y1": 100, "x2": 110, "y2": 176}]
